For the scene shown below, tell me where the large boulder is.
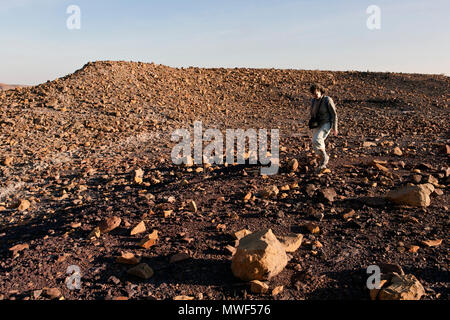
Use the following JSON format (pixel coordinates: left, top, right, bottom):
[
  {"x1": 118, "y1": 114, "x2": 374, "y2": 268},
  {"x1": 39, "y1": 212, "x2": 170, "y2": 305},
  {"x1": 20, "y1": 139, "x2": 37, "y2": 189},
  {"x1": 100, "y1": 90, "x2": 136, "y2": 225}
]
[
  {"x1": 378, "y1": 273, "x2": 425, "y2": 300},
  {"x1": 386, "y1": 184, "x2": 434, "y2": 207},
  {"x1": 231, "y1": 229, "x2": 288, "y2": 281}
]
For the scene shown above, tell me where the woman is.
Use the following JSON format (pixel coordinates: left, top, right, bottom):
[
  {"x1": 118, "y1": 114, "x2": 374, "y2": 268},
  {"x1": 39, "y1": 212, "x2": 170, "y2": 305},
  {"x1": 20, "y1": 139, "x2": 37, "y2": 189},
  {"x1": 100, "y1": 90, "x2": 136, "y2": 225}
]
[{"x1": 308, "y1": 84, "x2": 338, "y2": 171}]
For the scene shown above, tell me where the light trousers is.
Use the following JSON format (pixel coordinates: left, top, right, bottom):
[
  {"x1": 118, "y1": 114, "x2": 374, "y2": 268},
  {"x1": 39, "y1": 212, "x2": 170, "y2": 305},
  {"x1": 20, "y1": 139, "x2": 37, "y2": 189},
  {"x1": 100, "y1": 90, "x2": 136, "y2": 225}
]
[{"x1": 312, "y1": 122, "x2": 331, "y2": 153}]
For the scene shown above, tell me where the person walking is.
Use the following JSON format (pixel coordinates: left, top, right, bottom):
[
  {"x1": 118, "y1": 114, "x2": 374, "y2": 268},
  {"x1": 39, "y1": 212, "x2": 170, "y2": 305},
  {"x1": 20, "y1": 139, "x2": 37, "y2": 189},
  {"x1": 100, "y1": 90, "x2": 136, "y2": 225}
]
[{"x1": 308, "y1": 84, "x2": 338, "y2": 171}]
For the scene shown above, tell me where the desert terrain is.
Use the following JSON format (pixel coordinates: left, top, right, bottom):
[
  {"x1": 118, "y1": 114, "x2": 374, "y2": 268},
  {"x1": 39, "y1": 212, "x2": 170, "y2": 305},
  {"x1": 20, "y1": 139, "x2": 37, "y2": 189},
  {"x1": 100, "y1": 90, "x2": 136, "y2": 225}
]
[{"x1": 0, "y1": 61, "x2": 448, "y2": 300}]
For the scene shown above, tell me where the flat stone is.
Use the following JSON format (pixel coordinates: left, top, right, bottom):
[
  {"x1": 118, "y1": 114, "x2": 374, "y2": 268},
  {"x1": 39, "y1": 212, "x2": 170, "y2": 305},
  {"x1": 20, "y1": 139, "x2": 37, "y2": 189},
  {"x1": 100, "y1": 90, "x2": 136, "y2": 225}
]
[
  {"x1": 173, "y1": 295, "x2": 195, "y2": 300},
  {"x1": 387, "y1": 184, "x2": 433, "y2": 207},
  {"x1": 116, "y1": 252, "x2": 141, "y2": 265},
  {"x1": 272, "y1": 285, "x2": 284, "y2": 296},
  {"x1": 250, "y1": 280, "x2": 269, "y2": 294},
  {"x1": 393, "y1": 147, "x2": 403, "y2": 156},
  {"x1": 98, "y1": 216, "x2": 121, "y2": 233},
  {"x1": 139, "y1": 230, "x2": 159, "y2": 249},
  {"x1": 130, "y1": 221, "x2": 146, "y2": 236},
  {"x1": 363, "y1": 141, "x2": 377, "y2": 147},
  {"x1": 277, "y1": 233, "x2": 303, "y2": 252},
  {"x1": 43, "y1": 288, "x2": 62, "y2": 299},
  {"x1": 318, "y1": 188, "x2": 337, "y2": 202},
  {"x1": 421, "y1": 239, "x2": 442, "y2": 247},
  {"x1": 169, "y1": 253, "x2": 190, "y2": 263},
  {"x1": 232, "y1": 229, "x2": 252, "y2": 241}
]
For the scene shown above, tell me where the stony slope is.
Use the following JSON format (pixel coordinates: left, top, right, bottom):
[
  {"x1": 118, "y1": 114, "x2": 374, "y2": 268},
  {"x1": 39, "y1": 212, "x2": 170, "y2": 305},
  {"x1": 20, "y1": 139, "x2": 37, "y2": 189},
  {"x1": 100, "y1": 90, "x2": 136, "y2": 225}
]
[
  {"x1": 0, "y1": 83, "x2": 27, "y2": 91},
  {"x1": 0, "y1": 61, "x2": 448, "y2": 300}
]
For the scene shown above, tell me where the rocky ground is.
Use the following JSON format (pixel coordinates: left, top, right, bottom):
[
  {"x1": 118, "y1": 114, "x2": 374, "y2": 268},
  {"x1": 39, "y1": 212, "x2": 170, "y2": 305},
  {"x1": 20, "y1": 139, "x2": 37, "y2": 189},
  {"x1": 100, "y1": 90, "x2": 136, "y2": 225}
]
[
  {"x1": 0, "y1": 61, "x2": 448, "y2": 300},
  {"x1": 0, "y1": 84, "x2": 27, "y2": 91}
]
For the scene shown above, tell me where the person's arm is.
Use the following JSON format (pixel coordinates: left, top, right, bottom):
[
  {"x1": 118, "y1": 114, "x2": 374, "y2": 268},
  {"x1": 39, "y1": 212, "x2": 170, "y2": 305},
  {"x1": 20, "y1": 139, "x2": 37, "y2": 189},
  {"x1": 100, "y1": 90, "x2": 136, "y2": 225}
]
[
  {"x1": 310, "y1": 98, "x2": 315, "y2": 118},
  {"x1": 326, "y1": 97, "x2": 338, "y2": 133}
]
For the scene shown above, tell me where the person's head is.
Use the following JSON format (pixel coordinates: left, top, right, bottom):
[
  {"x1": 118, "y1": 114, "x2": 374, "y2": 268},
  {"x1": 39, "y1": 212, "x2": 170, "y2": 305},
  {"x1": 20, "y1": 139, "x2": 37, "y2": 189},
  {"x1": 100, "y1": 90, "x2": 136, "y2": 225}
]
[{"x1": 310, "y1": 84, "x2": 326, "y2": 99}]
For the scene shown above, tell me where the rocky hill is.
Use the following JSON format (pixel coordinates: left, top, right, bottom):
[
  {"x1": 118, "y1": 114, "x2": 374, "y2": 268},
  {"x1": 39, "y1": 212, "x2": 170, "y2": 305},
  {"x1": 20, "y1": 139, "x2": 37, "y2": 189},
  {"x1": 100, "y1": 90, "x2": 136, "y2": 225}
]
[
  {"x1": 0, "y1": 61, "x2": 448, "y2": 300},
  {"x1": 0, "y1": 83, "x2": 27, "y2": 91}
]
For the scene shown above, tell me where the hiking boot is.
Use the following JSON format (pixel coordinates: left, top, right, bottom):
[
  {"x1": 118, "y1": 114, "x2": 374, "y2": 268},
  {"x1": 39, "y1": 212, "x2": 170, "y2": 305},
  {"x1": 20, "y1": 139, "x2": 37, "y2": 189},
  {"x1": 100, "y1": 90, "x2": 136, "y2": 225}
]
[{"x1": 319, "y1": 151, "x2": 329, "y2": 169}]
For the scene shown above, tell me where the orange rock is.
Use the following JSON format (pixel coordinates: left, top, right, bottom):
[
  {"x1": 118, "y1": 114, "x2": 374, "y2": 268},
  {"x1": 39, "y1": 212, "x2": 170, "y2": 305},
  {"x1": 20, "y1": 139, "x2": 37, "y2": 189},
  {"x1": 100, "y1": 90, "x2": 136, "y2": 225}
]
[
  {"x1": 216, "y1": 224, "x2": 227, "y2": 232},
  {"x1": 374, "y1": 163, "x2": 389, "y2": 173},
  {"x1": 2, "y1": 156, "x2": 13, "y2": 166},
  {"x1": 9, "y1": 243, "x2": 29, "y2": 254},
  {"x1": 250, "y1": 280, "x2": 269, "y2": 294},
  {"x1": 70, "y1": 222, "x2": 82, "y2": 228},
  {"x1": 130, "y1": 221, "x2": 146, "y2": 236},
  {"x1": 393, "y1": 147, "x2": 403, "y2": 156},
  {"x1": 378, "y1": 274, "x2": 425, "y2": 300},
  {"x1": 98, "y1": 216, "x2": 121, "y2": 233},
  {"x1": 139, "y1": 230, "x2": 158, "y2": 249},
  {"x1": 342, "y1": 209, "x2": 356, "y2": 220},
  {"x1": 272, "y1": 285, "x2": 284, "y2": 296},
  {"x1": 225, "y1": 245, "x2": 237, "y2": 255},
  {"x1": 387, "y1": 184, "x2": 432, "y2": 207},
  {"x1": 421, "y1": 239, "x2": 442, "y2": 247},
  {"x1": 56, "y1": 254, "x2": 69, "y2": 263},
  {"x1": 43, "y1": 288, "x2": 62, "y2": 299},
  {"x1": 88, "y1": 226, "x2": 101, "y2": 239},
  {"x1": 305, "y1": 223, "x2": 320, "y2": 234},
  {"x1": 17, "y1": 199, "x2": 31, "y2": 211},
  {"x1": 173, "y1": 295, "x2": 195, "y2": 300},
  {"x1": 260, "y1": 185, "x2": 279, "y2": 199},
  {"x1": 313, "y1": 240, "x2": 323, "y2": 249},
  {"x1": 231, "y1": 229, "x2": 288, "y2": 281},
  {"x1": 116, "y1": 252, "x2": 141, "y2": 265},
  {"x1": 232, "y1": 229, "x2": 252, "y2": 240},
  {"x1": 134, "y1": 168, "x2": 144, "y2": 184},
  {"x1": 187, "y1": 200, "x2": 197, "y2": 213},
  {"x1": 370, "y1": 159, "x2": 387, "y2": 165},
  {"x1": 243, "y1": 192, "x2": 252, "y2": 201},
  {"x1": 287, "y1": 159, "x2": 298, "y2": 172},
  {"x1": 163, "y1": 210, "x2": 173, "y2": 217},
  {"x1": 363, "y1": 141, "x2": 377, "y2": 147},
  {"x1": 277, "y1": 233, "x2": 303, "y2": 253}
]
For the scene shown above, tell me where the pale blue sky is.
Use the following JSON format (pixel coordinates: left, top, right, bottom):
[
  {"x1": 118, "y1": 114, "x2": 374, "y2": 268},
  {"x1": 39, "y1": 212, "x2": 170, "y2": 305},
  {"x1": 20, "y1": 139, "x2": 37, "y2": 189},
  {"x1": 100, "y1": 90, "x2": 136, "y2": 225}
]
[{"x1": 1, "y1": 0, "x2": 449, "y2": 85}]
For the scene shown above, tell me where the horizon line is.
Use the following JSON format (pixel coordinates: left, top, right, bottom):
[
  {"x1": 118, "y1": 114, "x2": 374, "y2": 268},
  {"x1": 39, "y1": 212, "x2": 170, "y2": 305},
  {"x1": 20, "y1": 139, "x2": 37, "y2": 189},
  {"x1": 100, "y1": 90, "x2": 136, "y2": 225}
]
[{"x1": 5, "y1": 60, "x2": 449, "y2": 87}]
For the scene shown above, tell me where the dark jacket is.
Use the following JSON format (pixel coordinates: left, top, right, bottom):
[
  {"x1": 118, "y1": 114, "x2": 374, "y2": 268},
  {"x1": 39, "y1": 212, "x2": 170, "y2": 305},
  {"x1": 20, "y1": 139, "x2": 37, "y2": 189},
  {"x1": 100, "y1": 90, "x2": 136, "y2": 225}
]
[{"x1": 310, "y1": 96, "x2": 338, "y2": 131}]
